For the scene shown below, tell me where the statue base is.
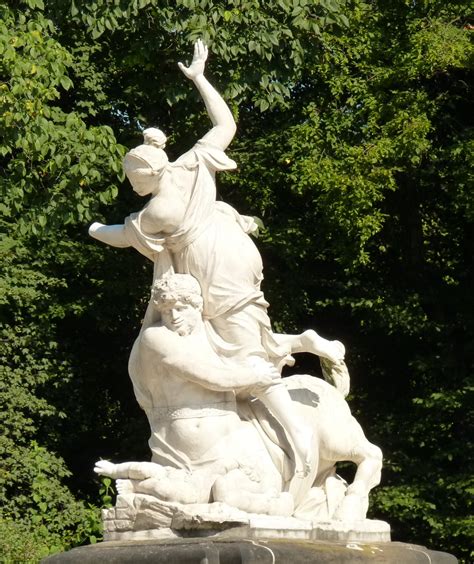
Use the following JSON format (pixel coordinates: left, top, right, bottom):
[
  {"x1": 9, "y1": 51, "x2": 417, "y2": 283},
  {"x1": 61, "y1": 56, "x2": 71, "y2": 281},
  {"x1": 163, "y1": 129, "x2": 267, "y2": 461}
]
[
  {"x1": 104, "y1": 516, "x2": 391, "y2": 544},
  {"x1": 44, "y1": 499, "x2": 458, "y2": 564},
  {"x1": 43, "y1": 537, "x2": 458, "y2": 563},
  {"x1": 97, "y1": 493, "x2": 391, "y2": 543}
]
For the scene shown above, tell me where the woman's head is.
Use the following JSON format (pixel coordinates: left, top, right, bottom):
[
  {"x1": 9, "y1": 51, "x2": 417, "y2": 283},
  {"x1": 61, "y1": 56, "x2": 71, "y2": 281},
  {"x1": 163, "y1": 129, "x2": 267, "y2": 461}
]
[{"x1": 123, "y1": 129, "x2": 169, "y2": 196}]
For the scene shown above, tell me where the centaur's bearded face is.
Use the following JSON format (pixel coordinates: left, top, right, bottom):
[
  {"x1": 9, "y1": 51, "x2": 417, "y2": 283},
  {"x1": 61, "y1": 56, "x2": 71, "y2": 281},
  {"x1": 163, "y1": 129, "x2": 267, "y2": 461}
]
[{"x1": 159, "y1": 299, "x2": 201, "y2": 336}]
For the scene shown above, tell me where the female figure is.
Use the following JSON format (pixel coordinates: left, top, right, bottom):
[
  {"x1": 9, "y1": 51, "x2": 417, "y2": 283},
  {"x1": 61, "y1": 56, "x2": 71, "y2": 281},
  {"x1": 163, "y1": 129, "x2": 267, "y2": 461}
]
[{"x1": 89, "y1": 40, "x2": 269, "y2": 357}]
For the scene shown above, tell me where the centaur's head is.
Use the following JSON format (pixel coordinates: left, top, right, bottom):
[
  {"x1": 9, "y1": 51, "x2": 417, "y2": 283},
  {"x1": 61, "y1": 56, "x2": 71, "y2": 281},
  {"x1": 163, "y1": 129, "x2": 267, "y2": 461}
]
[{"x1": 151, "y1": 274, "x2": 203, "y2": 336}]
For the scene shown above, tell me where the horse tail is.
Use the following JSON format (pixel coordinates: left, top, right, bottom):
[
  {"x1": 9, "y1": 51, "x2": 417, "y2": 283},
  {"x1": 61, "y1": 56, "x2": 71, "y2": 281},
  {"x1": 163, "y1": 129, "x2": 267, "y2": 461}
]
[{"x1": 319, "y1": 358, "x2": 350, "y2": 398}]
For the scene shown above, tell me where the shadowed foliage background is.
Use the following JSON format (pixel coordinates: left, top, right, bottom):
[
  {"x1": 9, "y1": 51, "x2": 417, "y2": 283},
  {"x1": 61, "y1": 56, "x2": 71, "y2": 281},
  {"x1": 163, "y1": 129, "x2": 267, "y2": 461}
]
[{"x1": 1, "y1": 0, "x2": 472, "y2": 560}]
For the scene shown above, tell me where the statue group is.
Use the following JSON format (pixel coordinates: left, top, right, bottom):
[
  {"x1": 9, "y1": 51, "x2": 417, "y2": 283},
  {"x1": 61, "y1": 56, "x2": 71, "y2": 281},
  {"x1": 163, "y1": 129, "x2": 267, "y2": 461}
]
[{"x1": 89, "y1": 41, "x2": 383, "y2": 538}]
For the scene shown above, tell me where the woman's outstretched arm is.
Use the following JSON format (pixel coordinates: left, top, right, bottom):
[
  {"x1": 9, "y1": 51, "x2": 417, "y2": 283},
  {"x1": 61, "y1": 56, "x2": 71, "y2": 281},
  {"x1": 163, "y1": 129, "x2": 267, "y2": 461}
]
[
  {"x1": 179, "y1": 40, "x2": 236, "y2": 151},
  {"x1": 88, "y1": 222, "x2": 130, "y2": 248}
]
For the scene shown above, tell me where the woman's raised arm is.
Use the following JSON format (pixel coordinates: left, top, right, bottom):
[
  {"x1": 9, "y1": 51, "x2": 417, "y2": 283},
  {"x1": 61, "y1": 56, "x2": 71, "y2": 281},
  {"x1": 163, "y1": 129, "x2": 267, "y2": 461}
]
[{"x1": 178, "y1": 40, "x2": 236, "y2": 151}]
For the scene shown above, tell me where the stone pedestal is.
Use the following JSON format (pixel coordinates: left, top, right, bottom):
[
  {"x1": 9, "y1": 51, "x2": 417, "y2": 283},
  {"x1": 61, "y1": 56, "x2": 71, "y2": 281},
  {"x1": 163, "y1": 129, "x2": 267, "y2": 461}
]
[
  {"x1": 43, "y1": 537, "x2": 457, "y2": 563},
  {"x1": 43, "y1": 510, "x2": 457, "y2": 563},
  {"x1": 102, "y1": 513, "x2": 392, "y2": 544}
]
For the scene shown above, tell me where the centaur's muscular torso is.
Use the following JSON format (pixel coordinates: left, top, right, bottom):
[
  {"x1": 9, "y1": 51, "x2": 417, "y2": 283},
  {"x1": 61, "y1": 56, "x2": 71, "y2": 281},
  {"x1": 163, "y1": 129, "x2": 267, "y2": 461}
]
[{"x1": 130, "y1": 324, "x2": 258, "y2": 464}]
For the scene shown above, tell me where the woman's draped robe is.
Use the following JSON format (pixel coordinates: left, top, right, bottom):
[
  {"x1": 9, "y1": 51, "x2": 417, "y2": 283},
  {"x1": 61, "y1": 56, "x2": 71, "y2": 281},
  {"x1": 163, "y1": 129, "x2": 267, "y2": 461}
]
[{"x1": 124, "y1": 140, "x2": 288, "y2": 362}]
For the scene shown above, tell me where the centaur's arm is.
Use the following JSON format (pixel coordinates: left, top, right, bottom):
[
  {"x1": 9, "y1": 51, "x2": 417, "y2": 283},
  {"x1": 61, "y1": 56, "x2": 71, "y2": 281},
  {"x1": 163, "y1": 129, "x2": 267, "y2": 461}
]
[{"x1": 179, "y1": 40, "x2": 236, "y2": 151}]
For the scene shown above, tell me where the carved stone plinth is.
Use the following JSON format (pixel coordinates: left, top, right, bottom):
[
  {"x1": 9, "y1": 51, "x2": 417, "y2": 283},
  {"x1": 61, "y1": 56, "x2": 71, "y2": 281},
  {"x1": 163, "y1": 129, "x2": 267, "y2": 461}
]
[{"x1": 99, "y1": 493, "x2": 390, "y2": 543}]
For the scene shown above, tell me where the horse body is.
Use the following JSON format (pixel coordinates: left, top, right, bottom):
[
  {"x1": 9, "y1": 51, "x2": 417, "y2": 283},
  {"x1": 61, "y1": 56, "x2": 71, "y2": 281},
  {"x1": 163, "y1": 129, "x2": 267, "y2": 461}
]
[{"x1": 231, "y1": 374, "x2": 383, "y2": 521}]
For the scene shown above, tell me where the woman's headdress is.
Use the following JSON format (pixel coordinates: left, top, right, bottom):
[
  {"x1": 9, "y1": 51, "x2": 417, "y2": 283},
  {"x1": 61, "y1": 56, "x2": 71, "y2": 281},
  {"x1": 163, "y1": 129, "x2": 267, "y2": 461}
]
[{"x1": 123, "y1": 128, "x2": 169, "y2": 179}]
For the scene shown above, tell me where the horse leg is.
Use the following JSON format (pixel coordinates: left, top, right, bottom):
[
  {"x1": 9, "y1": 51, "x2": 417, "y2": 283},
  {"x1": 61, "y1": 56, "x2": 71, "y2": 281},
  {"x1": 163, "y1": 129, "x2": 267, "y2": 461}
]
[
  {"x1": 334, "y1": 440, "x2": 382, "y2": 521},
  {"x1": 314, "y1": 407, "x2": 382, "y2": 521}
]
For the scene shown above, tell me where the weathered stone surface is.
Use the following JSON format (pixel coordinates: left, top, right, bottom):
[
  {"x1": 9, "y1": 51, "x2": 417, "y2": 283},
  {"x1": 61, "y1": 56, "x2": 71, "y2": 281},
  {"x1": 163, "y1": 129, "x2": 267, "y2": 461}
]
[
  {"x1": 103, "y1": 516, "x2": 390, "y2": 544},
  {"x1": 43, "y1": 538, "x2": 458, "y2": 564},
  {"x1": 100, "y1": 494, "x2": 390, "y2": 543}
]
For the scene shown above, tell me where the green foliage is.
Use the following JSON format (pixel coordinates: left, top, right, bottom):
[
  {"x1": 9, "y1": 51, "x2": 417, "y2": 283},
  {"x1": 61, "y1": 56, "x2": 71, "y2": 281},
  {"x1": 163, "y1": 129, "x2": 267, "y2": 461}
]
[
  {"x1": 0, "y1": 8, "x2": 125, "y2": 233},
  {"x1": 98, "y1": 476, "x2": 115, "y2": 508},
  {"x1": 0, "y1": 518, "x2": 58, "y2": 562},
  {"x1": 0, "y1": 442, "x2": 102, "y2": 560},
  {"x1": 222, "y1": 5, "x2": 473, "y2": 560},
  {"x1": 45, "y1": 0, "x2": 348, "y2": 109},
  {"x1": 1, "y1": 0, "x2": 472, "y2": 560},
  {"x1": 0, "y1": 4, "x2": 124, "y2": 557}
]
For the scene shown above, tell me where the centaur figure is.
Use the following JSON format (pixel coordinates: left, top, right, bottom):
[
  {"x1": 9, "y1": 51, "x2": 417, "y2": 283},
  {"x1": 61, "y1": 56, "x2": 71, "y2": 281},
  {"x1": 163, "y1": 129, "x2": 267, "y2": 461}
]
[{"x1": 95, "y1": 274, "x2": 382, "y2": 521}]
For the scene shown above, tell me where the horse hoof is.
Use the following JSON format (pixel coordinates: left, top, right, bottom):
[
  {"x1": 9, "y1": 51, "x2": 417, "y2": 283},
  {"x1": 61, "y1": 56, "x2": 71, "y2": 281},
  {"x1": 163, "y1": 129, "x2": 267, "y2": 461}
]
[{"x1": 333, "y1": 493, "x2": 368, "y2": 521}]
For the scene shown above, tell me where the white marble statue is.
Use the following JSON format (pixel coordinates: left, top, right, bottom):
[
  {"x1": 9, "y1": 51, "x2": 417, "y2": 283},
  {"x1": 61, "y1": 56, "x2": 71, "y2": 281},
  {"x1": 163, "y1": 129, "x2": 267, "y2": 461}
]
[
  {"x1": 89, "y1": 41, "x2": 384, "y2": 537},
  {"x1": 89, "y1": 40, "x2": 345, "y2": 475}
]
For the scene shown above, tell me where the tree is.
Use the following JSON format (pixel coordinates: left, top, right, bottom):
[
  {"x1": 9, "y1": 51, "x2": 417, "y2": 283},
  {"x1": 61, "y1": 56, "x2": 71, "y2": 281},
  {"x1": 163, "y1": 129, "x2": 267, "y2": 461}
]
[
  {"x1": 0, "y1": 3, "x2": 125, "y2": 558},
  {"x1": 224, "y1": 2, "x2": 473, "y2": 557},
  {"x1": 1, "y1": 0, "x2": 472, "y2": 560}
]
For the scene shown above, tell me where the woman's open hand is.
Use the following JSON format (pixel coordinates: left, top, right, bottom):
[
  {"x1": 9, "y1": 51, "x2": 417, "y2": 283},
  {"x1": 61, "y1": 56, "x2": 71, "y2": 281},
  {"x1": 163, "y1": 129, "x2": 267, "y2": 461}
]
[{"x1": 178, "y1": 39, "x2": 208, "y2": 80}]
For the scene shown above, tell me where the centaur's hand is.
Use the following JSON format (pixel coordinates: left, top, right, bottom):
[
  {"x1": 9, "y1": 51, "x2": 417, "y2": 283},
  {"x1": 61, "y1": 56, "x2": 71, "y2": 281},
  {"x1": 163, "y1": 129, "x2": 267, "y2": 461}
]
[{"x1": 178, "y1": 39, "x2": 208, "y2": 80}]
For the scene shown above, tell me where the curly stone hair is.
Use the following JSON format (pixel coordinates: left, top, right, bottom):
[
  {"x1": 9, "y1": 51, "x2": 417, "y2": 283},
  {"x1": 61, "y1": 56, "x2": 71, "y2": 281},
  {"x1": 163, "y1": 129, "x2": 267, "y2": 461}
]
[{"x1": 151, "y1": 274, "x2": 203, "y2": 311}]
